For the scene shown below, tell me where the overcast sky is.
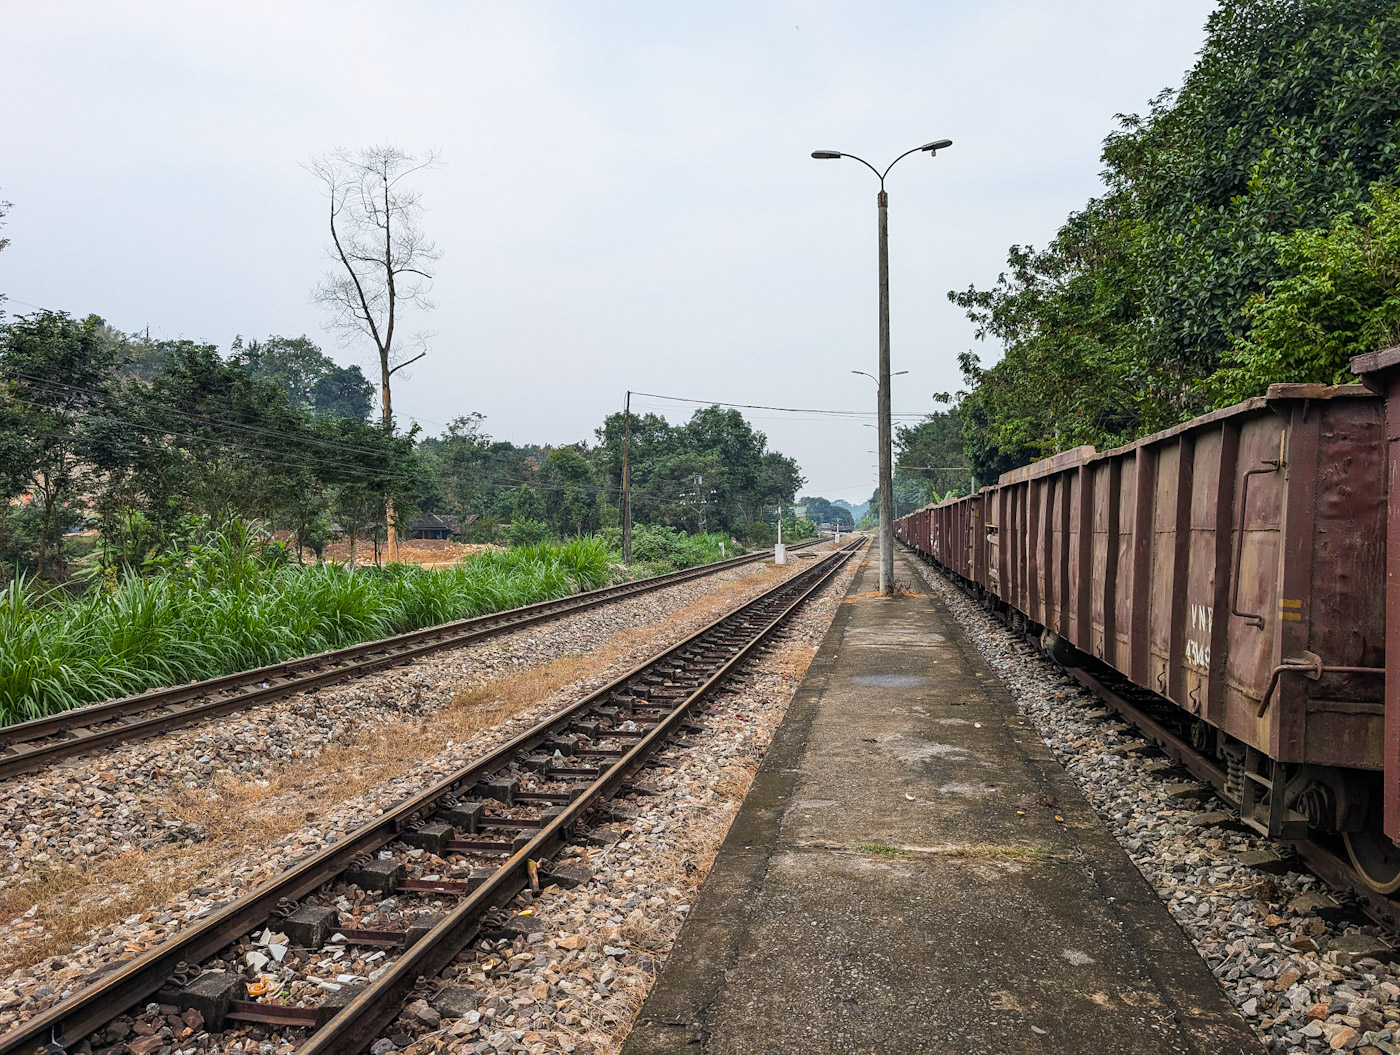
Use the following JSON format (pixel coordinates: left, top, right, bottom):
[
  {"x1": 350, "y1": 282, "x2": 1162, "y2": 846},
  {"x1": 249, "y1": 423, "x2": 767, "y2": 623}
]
[{"x1": 2, "y1": 1, "x2": 1215, "y2": 504}]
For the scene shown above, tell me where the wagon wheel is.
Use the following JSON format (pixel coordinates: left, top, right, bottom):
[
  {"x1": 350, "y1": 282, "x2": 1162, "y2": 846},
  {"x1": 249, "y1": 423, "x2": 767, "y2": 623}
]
[{"x1": 1343, "y1": 828, "x2": 1400, "y2": 895}]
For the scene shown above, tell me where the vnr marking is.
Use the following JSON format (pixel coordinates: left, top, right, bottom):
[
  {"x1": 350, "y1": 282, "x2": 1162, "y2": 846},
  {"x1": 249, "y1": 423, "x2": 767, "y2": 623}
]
[{"x1": 1185, "y1": 602, "x2": 1213, "y2": 672}]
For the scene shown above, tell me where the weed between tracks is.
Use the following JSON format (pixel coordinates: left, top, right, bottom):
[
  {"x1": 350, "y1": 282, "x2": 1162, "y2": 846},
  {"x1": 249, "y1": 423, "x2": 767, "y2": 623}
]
[
  {"x1": 1, "y1": 562, "x2": 793, "y2": 980},
  {"x1": 855, "y1": 841, "x2": 909, "y2": 857}
]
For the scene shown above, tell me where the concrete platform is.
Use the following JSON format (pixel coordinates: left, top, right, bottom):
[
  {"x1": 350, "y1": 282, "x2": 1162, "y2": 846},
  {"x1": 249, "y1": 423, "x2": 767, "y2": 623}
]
[{"x1": 623, "y1": 551, "x2": 1260, "y2": 1055}]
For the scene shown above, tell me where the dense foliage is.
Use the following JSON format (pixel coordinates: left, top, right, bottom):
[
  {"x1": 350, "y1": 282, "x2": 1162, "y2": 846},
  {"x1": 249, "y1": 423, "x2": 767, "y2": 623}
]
[
  {"x1": 952, "y1": 0, "x2": 1400, "y2": 479},
  {"x1": 893, "y1": 410, "x2": 974, "y2": 501},
  {"x1": 591, "y1": 406, "x2": 803, "y2": 537},
  {"x1": 418, "y1": 405, "x2": 805, "y2": 545},
  {"x1": 0, "y1": 521, "x2": 610, "y2": 723},
  {"x1": 1208, "y1": 183, "x2": 1400, "y2": 402},
  {"x1": 794, "y1": 496, "x2": 854, "y2": 529},
  {"x1": 0, "y1": 309, "x2": 808, "y2": 581},
  {"x1": 0, "y1": 312, "x2": 412, "y2": 578}
]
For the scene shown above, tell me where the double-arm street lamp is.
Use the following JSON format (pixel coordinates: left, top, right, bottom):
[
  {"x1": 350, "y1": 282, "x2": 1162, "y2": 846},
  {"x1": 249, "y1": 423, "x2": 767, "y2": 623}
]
[
  {"x1": 813, "y1": 139, "x2": 952, "y2": 596},
  {"x1": 852, "y1": 369, "x2": 907, "y2": 384}
]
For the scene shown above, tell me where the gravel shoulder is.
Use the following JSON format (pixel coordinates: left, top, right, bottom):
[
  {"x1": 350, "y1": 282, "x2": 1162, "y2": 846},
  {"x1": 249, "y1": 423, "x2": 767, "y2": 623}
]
[
  {"x1": 1, "y1": 558, "x2": 810, "y2": 891},
  {"x1": 0, "y1": 546, "x2": 851, "y2": 1045},
  {"x1": 906, "y1": 554, "x2": 1400, "y2": 1055}
]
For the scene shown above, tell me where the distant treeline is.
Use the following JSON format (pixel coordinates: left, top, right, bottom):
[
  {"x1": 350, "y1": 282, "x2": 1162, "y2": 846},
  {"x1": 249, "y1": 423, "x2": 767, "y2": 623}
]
[{"x1": 0, "y1": 311, "x2": 807, "y2": 582}]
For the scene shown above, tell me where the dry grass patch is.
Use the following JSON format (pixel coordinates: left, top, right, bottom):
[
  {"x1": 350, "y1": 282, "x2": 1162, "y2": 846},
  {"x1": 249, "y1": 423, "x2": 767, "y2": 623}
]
[
  {"x1": 3, "y1": 561, "x2": 799, "y2": 981},
  {"x1": 1, "y1": 845, "x2": 235, "y2": 976}
]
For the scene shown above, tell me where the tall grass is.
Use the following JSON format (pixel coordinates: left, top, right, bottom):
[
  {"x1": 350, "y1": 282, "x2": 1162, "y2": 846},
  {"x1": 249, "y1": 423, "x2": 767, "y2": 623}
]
[{"x1": 0, "y1": 535, "x2": 610, "y2": 725}]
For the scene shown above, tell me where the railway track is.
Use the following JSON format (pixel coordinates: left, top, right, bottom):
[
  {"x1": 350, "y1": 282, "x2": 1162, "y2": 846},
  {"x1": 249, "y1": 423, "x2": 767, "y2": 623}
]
[
  {"x1": 0, "y1": 537, "x2": 863, "y2": 1055},
  {"x1": 1055, "y1": 661, "x2": 1400, "y2": 931},
  {"x1": 906, "y1": 544, "x2": 1400, "y2": 936},
  {"x1": 0, "y1": 539, "x2": 830, "y2": 781}
]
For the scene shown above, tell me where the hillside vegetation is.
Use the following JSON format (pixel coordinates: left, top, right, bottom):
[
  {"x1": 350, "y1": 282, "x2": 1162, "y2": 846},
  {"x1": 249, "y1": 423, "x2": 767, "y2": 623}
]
[{"x1": 952, "y1": 0, "x2": 1400, "y2": 480}]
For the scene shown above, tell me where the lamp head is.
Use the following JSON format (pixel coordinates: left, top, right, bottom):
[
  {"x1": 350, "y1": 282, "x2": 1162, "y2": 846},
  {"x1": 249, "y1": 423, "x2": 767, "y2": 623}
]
[
  {"x1": 811, "y1": 150, "x2": 842, "y2": 159},
  {"x1": 921, "y1": 139, "x2": 953, "y2": 155}
]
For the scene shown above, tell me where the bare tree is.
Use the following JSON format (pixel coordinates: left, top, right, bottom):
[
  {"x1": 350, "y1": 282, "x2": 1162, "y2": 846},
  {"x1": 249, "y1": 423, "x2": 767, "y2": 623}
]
[{"x1": 309, "y1": 146, "x2": 441, "y2": 560}]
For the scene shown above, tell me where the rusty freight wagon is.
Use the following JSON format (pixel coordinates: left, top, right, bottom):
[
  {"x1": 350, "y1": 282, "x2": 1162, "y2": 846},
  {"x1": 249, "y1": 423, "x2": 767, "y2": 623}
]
[{"x1": 898, "y1": 382, "x2": 1400, "y2": 892}]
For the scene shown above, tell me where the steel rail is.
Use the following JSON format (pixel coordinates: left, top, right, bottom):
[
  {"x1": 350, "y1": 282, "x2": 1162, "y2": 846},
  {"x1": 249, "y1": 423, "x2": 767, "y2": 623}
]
[
  {"x1": 0, "y1": 539, "x2": 862, "y2": 1055},
  {"x1": 302, "y1": 538, "x2": 863, "y2": 1054},
  {"x1": 1062, "y1": 662, "x2": 1400, "y2": 930},
  {"x1": 0, "y1": 538, "x2": 829, "y2": 780}
]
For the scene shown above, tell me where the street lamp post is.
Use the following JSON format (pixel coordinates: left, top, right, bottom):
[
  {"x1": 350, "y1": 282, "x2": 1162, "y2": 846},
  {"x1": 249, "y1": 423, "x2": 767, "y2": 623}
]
[{"x1": 814, "y1": 139, "x2": 952, "y2": 596}]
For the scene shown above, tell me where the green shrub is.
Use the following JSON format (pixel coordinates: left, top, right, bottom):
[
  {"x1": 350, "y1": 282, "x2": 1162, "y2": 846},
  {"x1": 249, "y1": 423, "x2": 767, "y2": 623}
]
[
  {"x1": 599, "y1": 525, "x2": 740, "y2": 572},
  {"x1": 502, "y1": 518, "x2": 551, "y2": 547}
]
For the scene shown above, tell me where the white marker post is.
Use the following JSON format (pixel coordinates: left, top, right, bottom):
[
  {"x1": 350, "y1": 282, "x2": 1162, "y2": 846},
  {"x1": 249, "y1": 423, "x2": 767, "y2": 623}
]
[{"x1": 774, "y1": 504, "x2": 786, "y2": 565}]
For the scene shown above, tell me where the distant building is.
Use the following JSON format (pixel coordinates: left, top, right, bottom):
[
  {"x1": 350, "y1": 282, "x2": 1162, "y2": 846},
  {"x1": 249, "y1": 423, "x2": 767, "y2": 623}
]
[{"x1": 407, "y1": 513, "x2": 470, "y2": 540}]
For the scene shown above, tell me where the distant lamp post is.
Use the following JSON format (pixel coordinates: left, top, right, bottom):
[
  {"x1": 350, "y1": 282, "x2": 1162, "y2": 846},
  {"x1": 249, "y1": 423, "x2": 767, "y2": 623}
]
[{"x1": 814, "y1": 139, "x2": 952, "y2": 596}]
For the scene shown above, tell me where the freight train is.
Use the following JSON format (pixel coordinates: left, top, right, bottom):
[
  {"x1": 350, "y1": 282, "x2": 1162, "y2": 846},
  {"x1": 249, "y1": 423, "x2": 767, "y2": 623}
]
[{"x1": 895, "y1": 350, "x2": 1400, "y2": 895}]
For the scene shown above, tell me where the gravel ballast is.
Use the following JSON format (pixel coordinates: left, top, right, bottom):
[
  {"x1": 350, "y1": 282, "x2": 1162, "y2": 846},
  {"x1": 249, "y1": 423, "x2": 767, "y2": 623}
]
[
  {"x1": 905, "y1": 553, "x2": 1400, "y2": 1055},
  {"x1": 1, "y1": 557, "x2": 811, "y2": 890},
  {"x1": 0, "y1": 545, "x2": 857, "y2": 1054}
]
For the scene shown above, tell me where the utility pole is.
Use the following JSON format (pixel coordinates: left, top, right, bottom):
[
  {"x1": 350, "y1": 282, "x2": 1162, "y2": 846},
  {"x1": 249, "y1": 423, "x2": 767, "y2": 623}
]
[{"x1": 621, "y1": 391, "x2": 632, "y2": 565}]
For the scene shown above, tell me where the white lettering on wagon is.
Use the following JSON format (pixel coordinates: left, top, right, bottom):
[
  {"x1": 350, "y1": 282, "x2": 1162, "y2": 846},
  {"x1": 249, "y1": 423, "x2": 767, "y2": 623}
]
[{"x1": 1185, "y1": 603, "x2": 1213, "y2": 671}]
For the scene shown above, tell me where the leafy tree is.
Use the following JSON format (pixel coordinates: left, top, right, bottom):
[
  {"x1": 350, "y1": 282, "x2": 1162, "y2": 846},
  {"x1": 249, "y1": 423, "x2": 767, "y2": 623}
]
[
  {"x1": 797, "y1": 496, "x2": 854, "y2": 528},
  {"x1": 592, "y1": 405, "x2": 802, "y2": 540},
  {"x1": 502, "y1": 517, "x2": 550, "y2": 547},
  {"x1": 1115, "y1": 0, "x2": 1400, "y2": 411},
  {"x1": 540, "y1": 447, "x2": 601, "y2": 536},
  {"x1": 105, "y1": 340, "x2": 316, "y2": 524},
  {"x1": 511, "y1": 484, "x2": 545, "y2": 524},
  {"x1": 1207, "y1": 182, "x2": 1400, "y2": 402},
  {"x1": 781, "y1": 515, "x2": 817, "y2": 542},
  {"x1": 232, "y1": 334, "x2": 373, "y2": 420},
  {"x1": 681, "y1": 407, "x2": 763, "y2": 530},
  {"x1": 593, "y1": 411, "x2": 676, "y2": 490},
  {"x1": 756, "y1": 451, "x2": 805, "y2": 521},
  {"x1": 952, "y1": 0, "x2": 1400, "y2": 469},
  {"x1": 417, "y1": 415, "x2": 547, "y2": 524},
  {"x1": 80, "y1": 334, "x2": 417, "y2": 570},
  {"x1": 864, "y1": 476, "x2": 935, "y2": 521},
  {"x1": 0, "y1": 312, "x2": 122, "y2": 578},
  {"x1": 895, "y1": 409, "x2": 975, "y2": 497},
  {"x1": 111, "y1": 326, "x2": 170, "y2": 381}
]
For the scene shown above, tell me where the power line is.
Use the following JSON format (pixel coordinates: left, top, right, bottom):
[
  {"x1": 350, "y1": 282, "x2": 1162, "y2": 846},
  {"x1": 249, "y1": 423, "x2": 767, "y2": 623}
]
[
  {"x1": 629, "y1": 390, "x2": 935, "y2": 420},
  {"x1": 7, "y1": 394, "x2": 737, "y2": 509},
  {"x1": 5, "y1": 396, "x2": 406, "y2": 484},
  {"x1": 9, "y1": 373, "x2": 396, "y2": 459}
]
